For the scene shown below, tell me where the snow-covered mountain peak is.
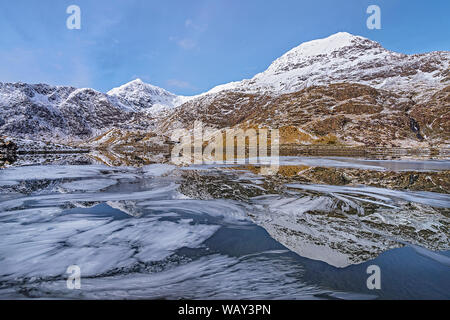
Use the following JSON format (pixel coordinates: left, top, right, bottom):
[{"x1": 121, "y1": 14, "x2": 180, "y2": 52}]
[
  {"x1": 107, "y1": 79, "x2": 190, "y2": 115},
  {"x1": 202, "y1": 32, "x2": 447, "y2": 95},
  {"x1": 280, "y1": 32, "x2": 366, "y2": 58},
  {"x1": 264, "y1": 32, "x2": 381, "y2": 74},
  {"x1": 1, "y1": 33, "x2": 448, "y2": 145},
  {"x1": 129, "y1": 78, "x2": 144, "y2": 84},
  {"x1": 108, "y1": 79, "x2": 174, "y2": 98}
]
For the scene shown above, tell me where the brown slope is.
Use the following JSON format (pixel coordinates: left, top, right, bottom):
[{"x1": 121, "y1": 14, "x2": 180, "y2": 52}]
[{"x1": 159, "y1": 83, "x2": 446, "y2": 148}]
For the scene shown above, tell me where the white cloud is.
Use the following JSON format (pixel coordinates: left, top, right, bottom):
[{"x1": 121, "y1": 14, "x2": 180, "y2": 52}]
[
  {"x1": 176, "y1": 38, "x2": 197, "y2": 50},
  {"x1": 184, "y1": 18, "x2": 207, "y2": 32},
  {"x1": 169, "y1": 19, "x2": 207, "y2": 50},
  {"x1": 167, "y1": 79, "x2": 194, "y2": 89}
]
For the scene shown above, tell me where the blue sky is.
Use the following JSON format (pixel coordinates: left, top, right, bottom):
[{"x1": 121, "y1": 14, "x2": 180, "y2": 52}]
[{"x1": 0, "y1": 0, "x2": 449, "y2": 95}]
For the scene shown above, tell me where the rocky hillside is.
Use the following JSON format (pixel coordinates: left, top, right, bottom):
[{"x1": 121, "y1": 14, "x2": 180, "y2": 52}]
[
  {"x1": 107, "y1": 79, "x2": 191, "y2": 116},
  {"x1": 162, "y1": 83, "x2": 449, "y2": 148},
  {"x1": 159, "y1": 33, "x2": 449, "y2": 148},
  {"x1": 0, "y1": 32, "x2": 448, "y2": 150},
  {"x1": 0, "y1": 81, "x2": 178, "y2": 143},
  {"x1": 203, "y1": 32, "x2": 449, "y2": 96}
]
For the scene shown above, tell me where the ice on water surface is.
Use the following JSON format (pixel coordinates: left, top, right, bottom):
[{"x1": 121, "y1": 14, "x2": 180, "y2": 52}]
[{"x1": 0, "y1": 159, "x2": 449, "y2": 299}]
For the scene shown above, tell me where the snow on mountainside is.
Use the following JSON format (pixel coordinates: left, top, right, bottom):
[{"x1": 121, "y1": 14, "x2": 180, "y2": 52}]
[
  {"x1": 161, "y1": 32, "x2": 449, "y2": 148},
  {"x1": 0, "y1": 80, "x2": 185, "y2": 142},
  {"x1": 108, "y1": 79, "x2": 191, "y2": 116},
  {"x1": 204, "y1": 32, "x2": 449, "y2": 97},
  {"x1": 0, "y1": 32, "x2": 448, "y2": 148}
]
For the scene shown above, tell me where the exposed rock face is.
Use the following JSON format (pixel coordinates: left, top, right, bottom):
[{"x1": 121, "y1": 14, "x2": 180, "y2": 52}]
[
  {"x1": 163, "y1": 83, "x2": 449, "y2": 147},
  {"x1": 0, "y1": 82, "x2": 160, "y2": 143},
  {"x1": 161, "y1": 91, "x2": 273, "y2": 130},
  {"x1": 0, "y1": 137, "x2": 17, "y2": 153},
  {"x1": 0, "y1": 136, "x2": 17, "y2": 167},
  {"x1": 409, "y1": 86, "x2": 450, "y2": 144},
  {"x1": 83, "y1": 128, "x2": 172, "y2": 152}
]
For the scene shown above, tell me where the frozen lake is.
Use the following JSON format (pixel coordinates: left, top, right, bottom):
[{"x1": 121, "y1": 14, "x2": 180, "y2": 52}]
[{"x1": 0, "y1": 156, "x2": 449, "y2": 299}]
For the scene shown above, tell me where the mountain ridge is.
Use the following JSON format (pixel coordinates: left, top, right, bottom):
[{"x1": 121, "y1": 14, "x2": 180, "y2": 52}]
[
  {"x1": 0, "y1": 32, "x2": 448, "y2": 149},
  {"x1": 201, "y1": 32, "x2": 449, "y2": 97}
]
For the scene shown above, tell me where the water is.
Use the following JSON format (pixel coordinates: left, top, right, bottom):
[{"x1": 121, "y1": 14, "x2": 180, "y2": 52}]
[{"x1": 0, "y1": 155, "x2": 449, "y2": 299}]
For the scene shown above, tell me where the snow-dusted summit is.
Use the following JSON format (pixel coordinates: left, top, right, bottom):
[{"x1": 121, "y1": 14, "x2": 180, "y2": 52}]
[
  {"x1": 205, "y1": 32, "x2": 449, "y2": 96},
  {"x1": 108, "y1": 79, "x2": 190, "y2": 115},
  {"x1": 162, "y1": 32, "x2": 449, "y2": 148},
  {"x1": 0, "y1": 32, "x2": 448, "y2": 147},
  {"x1": 0, "y1": 79, "x2": 191, "y2": 142}
]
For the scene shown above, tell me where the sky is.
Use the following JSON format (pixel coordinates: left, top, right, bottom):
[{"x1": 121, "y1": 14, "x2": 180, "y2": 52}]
[{"x1": 0, "y1": 0, "x2": 449, "y2": 95}]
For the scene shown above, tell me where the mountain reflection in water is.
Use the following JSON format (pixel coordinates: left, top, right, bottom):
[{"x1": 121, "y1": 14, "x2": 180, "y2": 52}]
[{"x1": 0, "y1": 152, "x2": 449, "y2": 299}]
